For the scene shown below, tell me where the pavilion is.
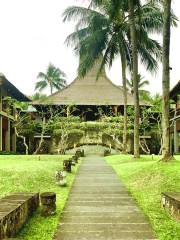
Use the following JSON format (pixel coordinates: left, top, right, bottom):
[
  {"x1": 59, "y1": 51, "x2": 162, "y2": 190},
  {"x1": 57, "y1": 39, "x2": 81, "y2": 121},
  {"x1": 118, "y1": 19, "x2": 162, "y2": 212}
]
[
  {"x1": 33, "y1": 60, "x2": 147, "y2": 121},
  {"x1": 170, "y1": 80, "x2": 180, "y2": 153}
]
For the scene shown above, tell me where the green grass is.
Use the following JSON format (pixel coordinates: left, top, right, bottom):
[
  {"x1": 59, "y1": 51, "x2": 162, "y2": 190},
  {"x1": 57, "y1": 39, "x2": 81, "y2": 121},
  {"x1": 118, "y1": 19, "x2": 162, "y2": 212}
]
[
  {"x1": 106, "y1": 154, "x2": 180, "y2": 240},
  {"x1": 0, "y1": 154, "x2": 78, "y2": 240}
]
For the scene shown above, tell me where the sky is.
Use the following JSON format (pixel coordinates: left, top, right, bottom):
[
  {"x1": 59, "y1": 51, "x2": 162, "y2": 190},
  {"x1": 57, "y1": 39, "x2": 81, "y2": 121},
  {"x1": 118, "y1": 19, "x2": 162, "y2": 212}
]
[{"x1": 0, "y1": 0, "x2": 179, "y2": 97}]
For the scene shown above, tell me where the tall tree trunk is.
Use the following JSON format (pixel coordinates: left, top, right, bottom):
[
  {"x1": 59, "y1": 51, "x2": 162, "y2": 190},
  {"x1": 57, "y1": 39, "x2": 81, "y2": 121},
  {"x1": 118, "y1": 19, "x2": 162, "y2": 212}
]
[
  {"x1": 161, "y1": 0, "x2": 172, "y2": 161},
  {"x1": 128, "y1": 0, "x2": 140, "y2": 158},
  {"x1": 50, "y1": 82, "x2": 53, "y2": 95},
  {"x1": 120, "y1": 52, "x2": 128, "y2": 153}
]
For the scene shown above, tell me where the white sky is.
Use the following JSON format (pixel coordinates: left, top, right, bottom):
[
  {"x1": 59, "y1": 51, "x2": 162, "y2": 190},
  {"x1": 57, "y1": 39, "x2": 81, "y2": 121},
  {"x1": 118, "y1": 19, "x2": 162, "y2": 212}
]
[{"x1": 0, "y1": 0, "x2": 179, "y2": 96}]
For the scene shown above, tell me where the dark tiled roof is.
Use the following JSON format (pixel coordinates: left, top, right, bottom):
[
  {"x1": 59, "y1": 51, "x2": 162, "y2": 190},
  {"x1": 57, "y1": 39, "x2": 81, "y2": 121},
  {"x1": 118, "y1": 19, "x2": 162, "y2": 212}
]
[
  {"x1": 0, "y1": 73, "x2": 30, "y2": 102},
  {"x1": 170, "y1": 80, "x2": 180, "y2": 100}
]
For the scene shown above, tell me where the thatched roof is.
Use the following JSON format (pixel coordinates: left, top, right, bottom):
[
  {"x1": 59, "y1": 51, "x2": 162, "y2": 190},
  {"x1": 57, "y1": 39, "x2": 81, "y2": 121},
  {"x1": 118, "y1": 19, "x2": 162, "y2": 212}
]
[
  {"x1": 33, "y1": 62, "x2": 147, "y2": 106},
  {"x1": 0, "y1": 73, "x2": 30, "y2": 102}
]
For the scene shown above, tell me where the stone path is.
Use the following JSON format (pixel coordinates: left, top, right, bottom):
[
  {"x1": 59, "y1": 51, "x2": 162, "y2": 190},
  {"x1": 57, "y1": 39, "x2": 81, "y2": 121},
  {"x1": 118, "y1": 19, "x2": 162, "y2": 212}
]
[{"x1": 54, "y1": 155, "x2": 157, "y2": 240}]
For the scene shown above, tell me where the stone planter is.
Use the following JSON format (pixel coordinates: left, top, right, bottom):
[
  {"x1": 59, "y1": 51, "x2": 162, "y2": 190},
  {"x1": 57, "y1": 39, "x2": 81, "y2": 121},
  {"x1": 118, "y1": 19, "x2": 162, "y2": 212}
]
[
  {"x1": 75, "y1": 149, "x2": 81, "y2": 158},
  {"x1": 72, "y1": 155, "x2": 78, "y2": 163},
  {"x1": 40, "y1": 192, "x2": 56, "y2": 217},
  {"x1": 63, "y1": 160, "x2": 72, "y2": 172},
  {"x1": 104, "y1": 149, "x2": 111, "y2": 156},
  {"x1": 75, "y1": 149, "x2": 85, "y2": 158}
]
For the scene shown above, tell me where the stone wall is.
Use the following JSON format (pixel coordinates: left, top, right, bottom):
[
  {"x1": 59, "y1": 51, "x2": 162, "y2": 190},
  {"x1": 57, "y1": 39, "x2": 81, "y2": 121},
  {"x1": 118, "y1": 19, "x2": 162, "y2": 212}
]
[
  {"x1": 50, "y1": 129, "x2": 133, "y2": 154},
  {"x1": 0, "y1": 192, "x2": 39, "y2": 239}
]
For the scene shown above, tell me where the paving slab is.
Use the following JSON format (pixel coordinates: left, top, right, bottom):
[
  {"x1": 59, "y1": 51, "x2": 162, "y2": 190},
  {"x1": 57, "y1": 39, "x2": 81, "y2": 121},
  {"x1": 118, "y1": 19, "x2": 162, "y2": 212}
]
[{"x1": 53, "y1": 155, "x2": 157, "y2": 240}]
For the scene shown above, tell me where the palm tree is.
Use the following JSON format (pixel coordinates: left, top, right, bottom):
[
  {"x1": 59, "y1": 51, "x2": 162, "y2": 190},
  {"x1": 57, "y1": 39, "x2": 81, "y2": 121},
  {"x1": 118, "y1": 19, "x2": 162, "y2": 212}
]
[
  {"x1": 35, "y1": 63, "x2": 67, "y2": 95},
  {"x1": 127, "y1": 74, "x2": 149, "y2": 93},
  {"x1": 128, "y1": 0, "x2": 140, "y2": 158},
  {"x1": 161, "y1": 0, "x2": 173, "y2": 161},
  {"x1": 127, "y1": 74, "x2": 151, "y2": 103},
  {"x1": 63, "y1": 0, "x2": 163, "y2": 155}
]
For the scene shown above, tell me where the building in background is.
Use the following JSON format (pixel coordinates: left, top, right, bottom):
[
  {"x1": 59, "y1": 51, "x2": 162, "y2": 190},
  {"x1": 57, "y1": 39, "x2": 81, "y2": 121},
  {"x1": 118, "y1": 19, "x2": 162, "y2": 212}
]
[
  {"x1": 33, "y1": 59, "x2": 148, "y2": 121},
  {"x1": 170, "y1": 80, "x2": 180, "y2": 153},
  {"x1": 0, "y1": 73, "x2": 30, "y2": 152}
]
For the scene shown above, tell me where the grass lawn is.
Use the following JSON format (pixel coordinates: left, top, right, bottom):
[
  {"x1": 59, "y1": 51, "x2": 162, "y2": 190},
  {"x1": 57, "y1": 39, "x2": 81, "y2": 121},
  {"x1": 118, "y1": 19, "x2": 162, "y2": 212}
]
[
  {"x1": 106, "y1": 154, "x2": 180, "y2": 240},
  {"x1": 0, "y1": 154, "x2": 78, "y2": 240}
]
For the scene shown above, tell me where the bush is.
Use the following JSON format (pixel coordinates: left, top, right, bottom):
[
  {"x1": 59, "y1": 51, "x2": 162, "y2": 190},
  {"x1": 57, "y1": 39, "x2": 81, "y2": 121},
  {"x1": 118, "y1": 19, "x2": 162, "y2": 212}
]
[
  {"x1": 0, "y1": 151, "x2": 17, "y2": 155},
  {"x1": 101, "y1": 116, "x2": 124, "y2": 123}
]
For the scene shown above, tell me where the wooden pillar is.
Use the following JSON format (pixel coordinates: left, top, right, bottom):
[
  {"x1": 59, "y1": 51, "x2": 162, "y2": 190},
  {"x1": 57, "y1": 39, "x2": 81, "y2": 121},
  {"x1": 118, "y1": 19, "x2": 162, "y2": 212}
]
[
  {"x1": 174, "y1": 120, "x2": 178, "y2": 153},
  {"x1": 0, "y1": 116, "x2": 2, "y2": 151},
  {"x1": 114, "y1": 106, "x2": 118, "y2": 116},
  {"x1": 5, "y1": 119, "x2": 10, "y2": 152},
  {"x1": 66, "y1": 106, "x2": 70, "y2": 117},
  {"x1": 12, "y1": 130, "x2": 16, "y2": 152}
]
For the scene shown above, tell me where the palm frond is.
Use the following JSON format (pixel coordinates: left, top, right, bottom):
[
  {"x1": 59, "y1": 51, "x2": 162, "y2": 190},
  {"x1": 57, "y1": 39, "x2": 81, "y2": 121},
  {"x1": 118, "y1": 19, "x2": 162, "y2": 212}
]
[
  {"x1": 37, "y1": 72, "x2": 47, "y2": 80},
  {"x1": 138, "y1": 80, "x2": 150, "y2": 88},
  {"x1": 35, "y1": 80, "x2": 47, "y2": 91}
]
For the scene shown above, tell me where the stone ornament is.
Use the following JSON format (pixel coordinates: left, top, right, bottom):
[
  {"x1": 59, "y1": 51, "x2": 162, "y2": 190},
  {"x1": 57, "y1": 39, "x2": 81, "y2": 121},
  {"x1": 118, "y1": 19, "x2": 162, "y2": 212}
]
[{"x1": 55, "y1": 170, "x2": 67, "y2": 186}]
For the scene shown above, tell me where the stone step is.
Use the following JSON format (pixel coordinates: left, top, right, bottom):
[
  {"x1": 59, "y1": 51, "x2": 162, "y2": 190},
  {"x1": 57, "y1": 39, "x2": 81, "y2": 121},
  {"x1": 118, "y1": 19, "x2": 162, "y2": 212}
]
[
  {"x1": 66, "y1": 200, "x2": 135, "y2": 207},
  {"x1": 74, "y1": 177, "x2": 119, "y2": 180},
  {"x1": 70, "y1": 190, "x2": 129, "y2": 194},
  {"x1": 58, "y1": 222, "x2": 153, "y2": 232},
  {"x1": 60, "y1": 211, "x2": 147, "y2": 218},
  {"x1": 68, "y1": 193, "x2": 131, "y2": 198},
  {"x1": 60, "y1": 214, "x2": 148, "y2": 223},
  {"x1": 71, "y1": 185, "x2": 126, "y2": 189},
  {"x1": 73, "y1": 183, "x2": 123, "y2": 186},
  {"x1": 63, "y1": 205, "x2": 140, "y2": 213},
  {"x1": 67, "y1": 197, "x2": 133, "y2": 202},
  {"x1": 54, "y1": 230, "x2": 156, "y2": 240}
]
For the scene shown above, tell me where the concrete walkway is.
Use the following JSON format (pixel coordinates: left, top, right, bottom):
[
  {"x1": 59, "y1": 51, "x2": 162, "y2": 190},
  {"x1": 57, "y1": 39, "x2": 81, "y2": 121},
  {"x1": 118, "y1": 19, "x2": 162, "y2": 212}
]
[{"x1": 53, "y1": 155, "x2": 157, "y2": 240}]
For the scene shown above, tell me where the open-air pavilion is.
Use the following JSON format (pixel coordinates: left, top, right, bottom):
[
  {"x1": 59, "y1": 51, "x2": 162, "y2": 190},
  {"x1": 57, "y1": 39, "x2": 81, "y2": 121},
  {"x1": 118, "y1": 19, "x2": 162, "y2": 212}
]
[{"x1": 33, "y1": 61, "x2": 147, "y2": 120}]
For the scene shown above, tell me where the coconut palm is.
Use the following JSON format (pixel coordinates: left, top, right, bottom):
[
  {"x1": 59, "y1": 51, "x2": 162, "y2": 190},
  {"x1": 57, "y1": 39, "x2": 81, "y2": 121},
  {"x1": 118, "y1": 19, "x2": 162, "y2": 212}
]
[
  {"x1": 127, "y1": 74, "x2": 149, "y2": 93},
  {"x1": 127, "y1": 0, "x2": 140, "y2": 157},
  {"x1": 127, "y1": 74, "x2": 151, "y2": 103},
  {"x1": 63, "y1": 0, "x2": 164, "y2": 155},
  {"x1": 161, "y1": 0, "x2": 173, "y2": 161},
  {"x1": 35, "y1": 63, "x2": 67, "y2": 95}
]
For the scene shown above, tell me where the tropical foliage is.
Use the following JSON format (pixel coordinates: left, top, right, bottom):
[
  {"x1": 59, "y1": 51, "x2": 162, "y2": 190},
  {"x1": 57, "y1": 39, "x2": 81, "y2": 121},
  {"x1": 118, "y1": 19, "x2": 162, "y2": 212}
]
[
  {"x1": 63, "y1": 0, "x2": 164, "y2": 156},
  {"x1": 31, "y1": 92, "x2": 47, "y2": 101}
]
